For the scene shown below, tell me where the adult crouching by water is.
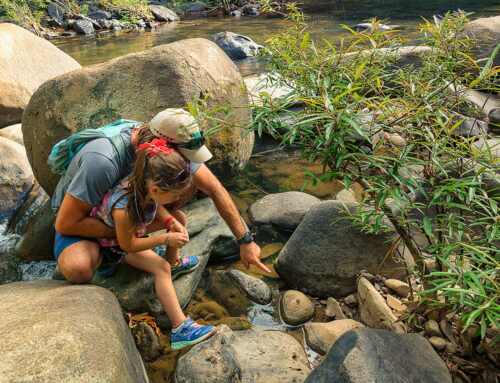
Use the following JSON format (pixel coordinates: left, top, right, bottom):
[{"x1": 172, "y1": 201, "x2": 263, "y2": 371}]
[{"x1": 52, "y1": 108, "x2": 270, "y2": 284}]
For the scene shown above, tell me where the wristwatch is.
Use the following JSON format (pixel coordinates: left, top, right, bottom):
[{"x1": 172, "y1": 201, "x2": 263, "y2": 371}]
[{"x1": 237, "y1": 231, "x2": 255, "y2": 245}]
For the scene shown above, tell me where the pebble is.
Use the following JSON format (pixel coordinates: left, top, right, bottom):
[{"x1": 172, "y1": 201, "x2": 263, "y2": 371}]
[
  {"x1": 325, "y1": 298, "x2": 346, "y2": 319},
  {"x1": 425, "y1": 320, "x2": 443, "y2": 337},
  {"x1": 386, "y1": 295, "x2": 407, "y2": 313},
  {"x1": 384, "y1": 279, "x2": 410, "y2": 297},
  {"x1": 439, "y1": 319, "x2": 456, "y2": 344},
  {"x1": 423, "y1": 258, "x2": 438, "y2": 272},
  {"x1": 280, "y1": 290, "x2": 314, "y2": 326},
  {"x1": 429, "y1": 336, "x2": 448, "y2": 350},
  {"x1": 445, "y1": 342, "x2": 458, "y2": 354}
]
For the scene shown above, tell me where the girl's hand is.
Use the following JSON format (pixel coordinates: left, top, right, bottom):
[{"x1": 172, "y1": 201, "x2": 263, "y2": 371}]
[
  {"x1": 164, "y1": 232, "x2": 189, "y2": 248},
  {"x1": 170, "y1": 220, "x2": 189, "y2": 240}
]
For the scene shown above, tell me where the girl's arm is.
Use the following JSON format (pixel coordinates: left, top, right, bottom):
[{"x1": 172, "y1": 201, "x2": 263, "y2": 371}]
[
  {"x1": 157, "y1": 205, "x2": 189, "y2": 238},
  {"x1": 112, "y1": 209, "x2": 187, "y2": 253}
]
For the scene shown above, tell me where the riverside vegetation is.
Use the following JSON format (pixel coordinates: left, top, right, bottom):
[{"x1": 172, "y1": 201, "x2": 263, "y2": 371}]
[{"x1": 252, "y1": 5, "x2": 498, "y2": 353}]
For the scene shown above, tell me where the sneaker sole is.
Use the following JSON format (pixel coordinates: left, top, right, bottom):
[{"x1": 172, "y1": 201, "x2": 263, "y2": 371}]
[
  {"x1": 171, "y1": 261, "x2": 200, "y2": 280},
  {"x1": 171, "y1": 328, "x2": 216, "y2": 350}
]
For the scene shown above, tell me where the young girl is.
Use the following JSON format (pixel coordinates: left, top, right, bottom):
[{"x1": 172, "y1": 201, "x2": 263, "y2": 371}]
[{"x1": 91, "y1": 138, "x2": 215, "y2": 350}]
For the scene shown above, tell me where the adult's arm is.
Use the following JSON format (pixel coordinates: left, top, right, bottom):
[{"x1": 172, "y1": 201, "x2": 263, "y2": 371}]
[
  {"x1": 193, "y1": 164, "x2": 270, "y2": 273},
  {"x1": 54, "y1": 194, "x2": 116, "y2": 238}
]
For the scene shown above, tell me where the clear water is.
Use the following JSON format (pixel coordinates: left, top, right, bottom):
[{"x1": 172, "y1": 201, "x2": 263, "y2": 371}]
[{"x1": 54, "y1": 0, "x2": 500, "y2": 75}]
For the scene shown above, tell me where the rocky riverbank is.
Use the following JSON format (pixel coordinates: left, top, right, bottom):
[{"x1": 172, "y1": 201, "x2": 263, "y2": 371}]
[
  {"x1": 0, "y1": 0, "x2": 290, "y2": 40},
  {"x1": 0, "y1": 14, "x2": 499, "y2": 383}
]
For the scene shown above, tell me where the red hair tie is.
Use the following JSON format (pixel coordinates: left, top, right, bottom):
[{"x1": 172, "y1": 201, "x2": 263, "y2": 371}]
[{"x1": 137, "y1": 138, "x2": 174, "y2": 157}]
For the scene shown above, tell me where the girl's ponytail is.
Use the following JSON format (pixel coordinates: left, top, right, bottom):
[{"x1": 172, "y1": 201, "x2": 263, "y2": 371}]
[{"x1": 127, "y1": 149, "x2": 149, "y2": 228}]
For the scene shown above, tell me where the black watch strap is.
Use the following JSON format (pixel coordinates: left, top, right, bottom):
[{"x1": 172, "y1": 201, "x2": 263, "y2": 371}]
[{"x1": 237, "y1": 231, "x2": 254, "y2": 245}]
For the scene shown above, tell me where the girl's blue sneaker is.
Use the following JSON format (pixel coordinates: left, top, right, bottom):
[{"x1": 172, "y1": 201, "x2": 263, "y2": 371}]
[
  {"x1": 171, "y1": 318, "x2": 215, "y2": 350},
  {"x1": 171, "y1": 255, "x2": 199, "y2": 280}
]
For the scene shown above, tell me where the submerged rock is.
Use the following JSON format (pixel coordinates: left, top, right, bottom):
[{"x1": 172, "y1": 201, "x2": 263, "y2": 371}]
[
  {"x1": 226, "y1": 269, "x2": 272, "y2": 305},
  {"x1": 276, "y1": 201, "x2": 409, "y2": 297},
  {"x1": 0, "y1": 23, "x2": 81, "y2": 128},
  {"x1": 0, "y1": 137, "x2": 34, "y2": 223},
  {"x1": 305, "y1": 328, "x2": 452, "y2": 383},
  {"x1": 249, "y1": 191, "x2": 320, "y2": 230},
  {"x1": 280, "y1": 290, "x2": 314, "y2": 326},
  {"x1": 175, "y1": 325, "x2": 311, "y2": 382},
  {"x1": 304, "y1": 319, "x2": 365, "y2": 354},
  {"x1": 22, "y1": 38, "x2": 252, "y2": 195},
  {"x1": 212, "y1": 31, "x2": 263, "y2": 60},
  {"x1": 0, "y1": 281, "x2": 148, "y2": 382}
]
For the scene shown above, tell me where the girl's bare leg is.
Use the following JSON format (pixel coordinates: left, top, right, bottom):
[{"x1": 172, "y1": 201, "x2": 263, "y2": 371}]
[{"x1": 124, "y1": 249, "x2": 186, "y2": 328}]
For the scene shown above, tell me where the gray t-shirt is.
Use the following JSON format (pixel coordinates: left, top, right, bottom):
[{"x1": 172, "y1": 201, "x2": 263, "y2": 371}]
[{"x1": 51, "y1": 127, "x2": 201, "y2": 210}]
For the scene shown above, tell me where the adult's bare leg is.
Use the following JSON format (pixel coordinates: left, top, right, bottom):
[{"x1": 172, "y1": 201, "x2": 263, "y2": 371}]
[
  {"x1": 125, "y1": 249, "x2": 186, "y2": 328},
  {"x1": 58, "y1": 240, "x2": 101, "y2": 284}
]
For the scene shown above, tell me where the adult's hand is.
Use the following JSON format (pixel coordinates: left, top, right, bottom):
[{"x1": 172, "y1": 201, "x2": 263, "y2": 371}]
[{"x1": 240, "y1": 242, "x2": 271, "y2": 273}]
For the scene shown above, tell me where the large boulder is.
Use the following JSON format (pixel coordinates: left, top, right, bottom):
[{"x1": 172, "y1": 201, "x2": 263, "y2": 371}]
[
  {"x1": 0, "y1": 281, "x2": 149, "y2": 382},
  {"x1": 212, "y1": 31, "x2": 263, "y2": 60},
  {"x1": 305, "y1": 328, "x2": 452, "y2": 383},
  {"x1": 0, "y1": 137, "x2": 34, "y2": 223},
  {"x1": 175, "y1": 325, "x2": 311, "y2": 382},
  {"x1": 276, "y1": 201, "x2": 407, "y2": 297},
  {"x1": 249, "y1": 191, "x2": 320, "y2": 230},
  {"x1": 0, "y1": 123, "x2": 23, "y2": 145},
  {"x1": 0, "y1": 23, "x2": 81, "y2": 128},
  {"x1": 22, "y1": 38, "x2": 253, "y2": 195},
  {"x1": 94, "y1": 198, "x2": 237, "y2": 329}
]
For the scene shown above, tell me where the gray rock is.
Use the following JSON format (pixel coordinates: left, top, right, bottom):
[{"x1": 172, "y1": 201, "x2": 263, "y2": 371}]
[
  {"x1": 175, "y1": 325, "x2": 310, "y2": 382},
  {"x1": 276, "y1": 201, "x2": 407, "y2": 297},
  {"x1": 354, "y1": 22, "x2": 399, "y2": 32},
  {"x1": 489, "y1": 108, "x2": 500, "y2": 124},
  {"x1": 473, "y1": 137, "x2": 500, "y2": 159},
  {"x1": 14, "y1": 193, "x2": 55, "y2": 261},
  {"x1": 0, "y1": 123, "x2": 23, "y2": 145},
  {"x1": 88, "y1": 9, "x2": 112, "y2": 20},
  {"x1": 280, "y1": 290, "x2": 314, "y2": 326},
  {"x1": 47, "y1": 2, "x2": 65, "y2": 25},
  {"x1": 0, "y1": 234, "x2": 21, "y2": 283},
  {"x1": 0, "y1": 281, "x2": 149, "y2": 382},
  {"x1": 305, "y1": 328, "x2": 452, "y2": 383},
  {"x1": 183, "y1": 1, "x2": 207, "y2": 13},
  {"x1": 241, "y1": 4, "x2": 260, "y2": 16},
  {"x1": 208, "y1": 269, "x2": 251, "y2": 316},
  {"x1": 249, "y1": 191, "x2": 320, "y2": 230},
  {"x1": 230, "y1": 9, "x2": 242, "y2": 17},
  {"x1": 73, "y1": 19, "x2": 95, "y2": 35},
  {"x1": 464, "y1": 16, "x2": 500, "y2": 67},
  {"x1": 226, "y1": 269, "x2": 272, "y2": 304},
  {"x1": 0, "y1": 137, "x2": 34, "y2": 223},
  {"x1": 212, "y1": 31, "x2": 263, "y2": 60},
  {"x1": 93, "y1": 199, "x2": 235, "y2": 329},
  {"x1": 453, "y1": 116, "x2": 489, "y2": 137},
  {"x1": 149, "y1": 5, "x2": 179, "y2": 22}
]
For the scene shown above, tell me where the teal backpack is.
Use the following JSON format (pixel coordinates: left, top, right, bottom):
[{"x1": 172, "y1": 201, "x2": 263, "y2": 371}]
[{"x1": 48, "y1": 119, "x2": 140, "y2": 175}]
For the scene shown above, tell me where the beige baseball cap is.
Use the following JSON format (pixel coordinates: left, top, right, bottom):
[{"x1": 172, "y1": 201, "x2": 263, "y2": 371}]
[{"x1": 149, "y1": 108, "x2": 213, "y2": 163}]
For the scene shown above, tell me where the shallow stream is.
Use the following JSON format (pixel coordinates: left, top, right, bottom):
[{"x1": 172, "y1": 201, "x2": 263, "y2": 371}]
[{"x1": 8, "y1": 1, "x2": 500, "y2": 381}]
